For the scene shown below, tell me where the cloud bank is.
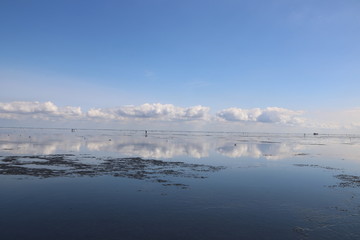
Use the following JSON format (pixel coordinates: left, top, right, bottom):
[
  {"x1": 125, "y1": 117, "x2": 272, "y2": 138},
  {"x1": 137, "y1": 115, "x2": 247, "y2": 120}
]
[
  {"x1": 216, "y1": 107, "x2": 305, "y2": 125},
  {"x1": 4, "y1": 102, "x2": 304, "y2": 124},
  {"x1": 87, "y1": 103, "x2": 210, "y2": 121},
  {"x1": 0, "y1": 101, "x2": 82, "y2": 120},
  {"x1": 0, "y1": 101, "x2": 209, "y2": 122},
  {"x1": 2, "y1": 101, "x2": 359, "y2": 132}
]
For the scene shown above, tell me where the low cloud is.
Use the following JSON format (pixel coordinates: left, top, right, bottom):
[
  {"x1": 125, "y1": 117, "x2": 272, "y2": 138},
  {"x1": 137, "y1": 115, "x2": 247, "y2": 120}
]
[
  {"x1": 0, "y1": 101, "x2": 210, "y2": 122},
  {"x1": 3, "y1": 101, "x2": 359, "y2": 132},
  {"x1": 0, "y1": 101, "x2": 82, "y2": 120},
  {"x1": 217, "y1": 107, "x2": 305, "y2": 125},
  {"x1": 87, "y1": 103, "x2": 210, "y2": 121}
]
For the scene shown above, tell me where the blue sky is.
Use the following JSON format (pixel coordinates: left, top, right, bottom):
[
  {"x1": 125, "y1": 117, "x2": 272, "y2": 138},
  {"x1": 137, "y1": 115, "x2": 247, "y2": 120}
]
[{"x1": 1, "y1": 0, "x2": 360, "y2": 132}]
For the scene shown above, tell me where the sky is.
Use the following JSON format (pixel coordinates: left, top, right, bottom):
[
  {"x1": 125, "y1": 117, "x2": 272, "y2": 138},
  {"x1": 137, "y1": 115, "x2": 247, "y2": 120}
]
[{"x1": 1, "y1": 0, "x2": 360, "y2": 132}]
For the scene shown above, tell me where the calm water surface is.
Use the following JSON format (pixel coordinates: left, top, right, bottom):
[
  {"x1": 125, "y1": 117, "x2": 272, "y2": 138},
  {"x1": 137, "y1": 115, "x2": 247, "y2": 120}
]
[{"x1": 1, "y1": 128, "x2": 360, "y2": 239}]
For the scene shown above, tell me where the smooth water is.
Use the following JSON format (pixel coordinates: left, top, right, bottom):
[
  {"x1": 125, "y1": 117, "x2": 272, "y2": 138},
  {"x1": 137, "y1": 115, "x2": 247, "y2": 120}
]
[{"x1": 1, "y1": 128, "x2": 360, "y2": 239}]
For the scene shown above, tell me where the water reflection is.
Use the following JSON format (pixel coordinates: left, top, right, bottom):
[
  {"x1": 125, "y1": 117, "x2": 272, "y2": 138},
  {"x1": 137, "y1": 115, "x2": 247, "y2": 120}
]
[
  {"x1": 217, "y1": 142, "x2": 304, "y2": 160},
  {"x1": 2, "y1": 129, "x2": 360, "y2": 239},
  {"x1": 0, "y1": 132, "x2": 302, "y2": 160},
  {"x1": 86, "y1": 139, "x2": 210, "y2": 159},
  {"x1": 1, "y1": 130, "x2": 359, "y2": 160}
]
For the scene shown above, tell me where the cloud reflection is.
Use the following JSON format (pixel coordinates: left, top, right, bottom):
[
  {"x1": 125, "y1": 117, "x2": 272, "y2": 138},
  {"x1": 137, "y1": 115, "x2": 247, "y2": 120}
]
[
  {"x1": 85, "y1": 138, "x2": 210, "y2": 158},
  {"x1": 217, "y1": 142, "x2": 303, "y2": 160},
  {"x1": 0, "y1": 131, "x2": 309, "y2": 160}
]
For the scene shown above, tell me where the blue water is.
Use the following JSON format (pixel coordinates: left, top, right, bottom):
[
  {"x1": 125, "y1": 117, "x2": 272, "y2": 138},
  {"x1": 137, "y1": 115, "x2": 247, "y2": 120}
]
[{"x1": 0, "y1": 128, "x2": 360, "y2": 239}]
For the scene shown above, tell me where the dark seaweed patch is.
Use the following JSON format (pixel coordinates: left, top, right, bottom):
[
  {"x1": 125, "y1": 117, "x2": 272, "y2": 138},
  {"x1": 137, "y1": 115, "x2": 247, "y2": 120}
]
[
  {"x1": 294, "y1": 153, "x2": 309, "y2": 156},
  {"x1": 292, "y1": 226, "x2": 310, "y2": 238},
  {"x1": 0, "y1": 154, "x2": 225, "y2": 188},
  {"x1": 293, "y1": 164, "x2": 341, "y2": 171},
  {"x1": 294, "y1": 164, "x2": 360, "y2": 189},
  {"x1": 334, "y1": 174, "x2": 360, "y2": 188}
]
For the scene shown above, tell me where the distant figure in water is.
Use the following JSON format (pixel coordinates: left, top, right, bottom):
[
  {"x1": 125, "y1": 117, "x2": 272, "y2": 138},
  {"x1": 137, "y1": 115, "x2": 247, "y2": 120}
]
[{"x1": 145, "y1": 130, "x2": 148, "y2": 137}]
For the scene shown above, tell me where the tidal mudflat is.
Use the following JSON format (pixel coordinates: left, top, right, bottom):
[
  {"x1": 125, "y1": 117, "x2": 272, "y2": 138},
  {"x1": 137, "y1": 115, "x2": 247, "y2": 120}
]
[{"x1": 1, "y1": 128, "x2": 360, "y2": 239}]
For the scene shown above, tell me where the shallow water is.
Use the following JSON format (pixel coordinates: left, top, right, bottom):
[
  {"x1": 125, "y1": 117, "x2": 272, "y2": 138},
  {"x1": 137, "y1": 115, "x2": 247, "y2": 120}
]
[{"x1": 1, "y1": 128, "x2": 360, "y2": 239}]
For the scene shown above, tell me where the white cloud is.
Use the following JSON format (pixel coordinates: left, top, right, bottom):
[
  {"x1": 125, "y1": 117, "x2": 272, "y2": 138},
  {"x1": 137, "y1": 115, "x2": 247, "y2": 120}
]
[
  {"x1": 87, "y1": 108, "x2": 117, "y2": 120},
  {"x1": 216, "y1": 107, "x2": 261, "y2": 121},
  {"x1": 217, "y1": 107, "x2": 304, "y2": 125},
  {"x1": 2, "y1": 101, "x2": 360, "y2": 132},
  {"x1": 0, "y1": 101, "x2": 58, "y2": 113},
  {"x1": 88, "y1": 103, "x2": 210, "y2": 121},
  {"x1": 0, "y1": 101, "x2": 82, "y2": 120},
  {"x1": 0, "y1": 101, "x2": 210, "y2": 122}
]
